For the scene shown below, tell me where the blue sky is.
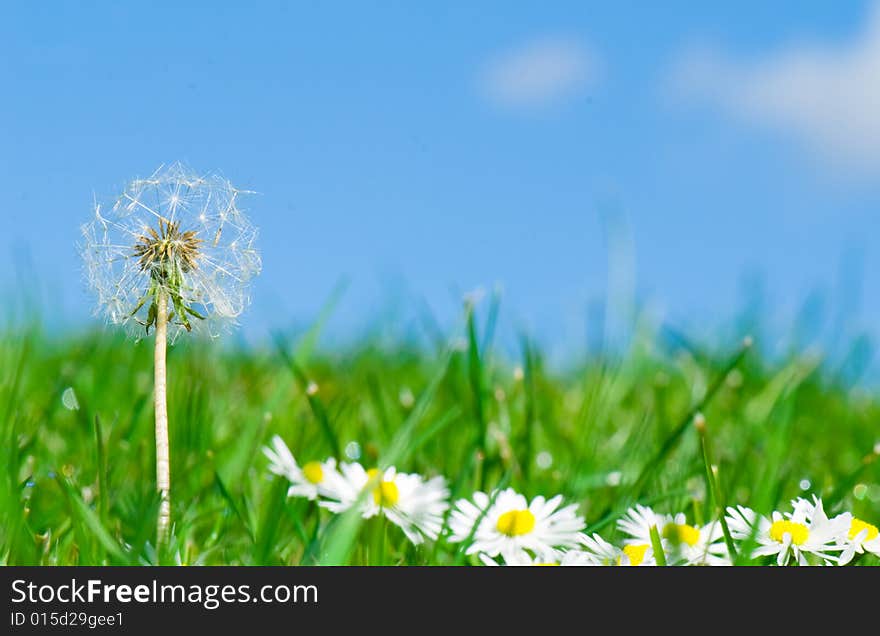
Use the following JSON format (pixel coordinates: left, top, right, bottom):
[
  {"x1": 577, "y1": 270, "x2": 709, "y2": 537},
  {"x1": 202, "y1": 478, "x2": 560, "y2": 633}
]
[{"x1": 3, "y1": 1, "x2": 880, "y2": 358}]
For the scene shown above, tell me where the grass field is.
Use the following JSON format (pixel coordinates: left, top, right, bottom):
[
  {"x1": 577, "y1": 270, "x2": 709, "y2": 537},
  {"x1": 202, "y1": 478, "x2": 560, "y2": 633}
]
[{"x1": 2, "y1": 302, "x2": 878, "y2": 566}]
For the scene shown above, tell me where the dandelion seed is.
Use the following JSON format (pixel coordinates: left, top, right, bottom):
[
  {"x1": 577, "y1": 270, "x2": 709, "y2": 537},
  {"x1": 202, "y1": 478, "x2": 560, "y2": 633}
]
[{"x1": 79, "y1": 162, "x2": 260, "y2": 546}]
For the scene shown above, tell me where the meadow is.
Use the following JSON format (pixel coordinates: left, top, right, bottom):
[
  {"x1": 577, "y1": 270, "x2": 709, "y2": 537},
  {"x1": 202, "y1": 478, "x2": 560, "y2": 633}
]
[{"x1": 2, "y1": 300, "x2": 878, "y2": 566}]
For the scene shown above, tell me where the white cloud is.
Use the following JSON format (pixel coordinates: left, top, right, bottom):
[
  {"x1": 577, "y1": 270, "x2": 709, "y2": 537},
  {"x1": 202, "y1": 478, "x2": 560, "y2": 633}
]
[
  {"x1": 481, "y1": 37, "x2": 595, "y2": 109},
  {"x1": 670, "y1": 5, "x2": 880, "y2": 171}
]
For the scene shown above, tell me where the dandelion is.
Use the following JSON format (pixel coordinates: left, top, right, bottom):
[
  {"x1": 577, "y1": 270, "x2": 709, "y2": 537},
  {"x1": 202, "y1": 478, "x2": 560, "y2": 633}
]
[
  {"x1": 80, "y1": 163, "x2": 260, "y2": 544},
  {"x1": 320, "y1": 463, "x2": 449, "y2": 545},
  {"x1": 262, "y1": 435, "x2": 353, "y2": 501},
  {"x1": 725, "y1": 497, "x2": 847, "y2": 565},
  {"x1": 448, "y1": 488, "x2": 585, "y2": 561}
]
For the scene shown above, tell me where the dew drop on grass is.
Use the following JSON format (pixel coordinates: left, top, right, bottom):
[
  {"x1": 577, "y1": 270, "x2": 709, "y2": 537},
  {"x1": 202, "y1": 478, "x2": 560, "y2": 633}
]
[
  {"x1": 536, "y1": 451, "x2": 553, "y2": 470},
  {"x1": 398, "y1": 387, "x2": 415, "y2": 408},
  {"x1": 799, "y1": 479, "x2": 811, "y2": 491},
  {"x1": 345, "y1": 441, "x2": 361, "y2": 460},
  {"x1": 853, "y1": 483, "x2": 868, "y2": 500},
  {"x1": 61, "y1": 387, "x2": 80, "y2": 411}
]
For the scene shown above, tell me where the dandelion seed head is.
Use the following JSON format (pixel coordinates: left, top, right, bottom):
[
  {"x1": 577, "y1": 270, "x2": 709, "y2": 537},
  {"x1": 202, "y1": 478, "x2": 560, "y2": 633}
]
[{"x1": 80, "y1": 162, "x2": 261, "y2": 342}]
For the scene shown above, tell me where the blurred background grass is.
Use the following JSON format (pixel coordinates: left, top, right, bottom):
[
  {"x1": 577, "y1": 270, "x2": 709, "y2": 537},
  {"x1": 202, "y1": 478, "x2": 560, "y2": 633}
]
[{"x1": 2, "y1": 298, "x2": 878, "y2": 565}]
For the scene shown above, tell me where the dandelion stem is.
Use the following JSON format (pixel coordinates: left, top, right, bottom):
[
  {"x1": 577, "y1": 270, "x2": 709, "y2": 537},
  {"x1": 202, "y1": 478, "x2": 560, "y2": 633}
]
[{"x1": 154, "y1": 290, "x2": 171, "y2": 545}]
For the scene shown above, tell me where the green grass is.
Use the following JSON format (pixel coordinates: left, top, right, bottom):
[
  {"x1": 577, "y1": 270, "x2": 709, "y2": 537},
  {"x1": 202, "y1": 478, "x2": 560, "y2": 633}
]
[{"x1": 1, "y1": 305, "x2": 878, "y2": 565}]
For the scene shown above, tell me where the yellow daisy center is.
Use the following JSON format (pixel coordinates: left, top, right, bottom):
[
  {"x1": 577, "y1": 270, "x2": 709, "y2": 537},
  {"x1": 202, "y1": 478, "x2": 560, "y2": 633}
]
[
  {"x1": 769, "y1": 520, "x2": 809, "y2": 545},
  {"x1": 366, "y1": 468, "x2": 399, "y2": 507},
  {"x1": 534, "y1": 562, "x2": 559, "y2": 566},
  {"x1": 621, "y1": 543, "x2": 649, "y2": 566},
  {"x1": 302, "y1": 461, "x2": 324, "y2": 484},
  {"x1": 849, "y1": 518, "x2": 879, "y2": 542},
  {"x1": 495, "y1": 509, "x2": 536, "y2": 537},
  {"x1": 664, "y1": 523, "x2": 701, "y2": 547}
]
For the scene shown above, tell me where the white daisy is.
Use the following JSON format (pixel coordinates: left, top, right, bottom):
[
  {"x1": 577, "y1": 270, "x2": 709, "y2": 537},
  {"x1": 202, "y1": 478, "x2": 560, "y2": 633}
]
[
  {"x1": 262, "y1": 435, "x2": 352, "y2": 501},
  {"x1": 617, "y1": 505, "x2": 729, "y2": 565},
  {"x1": 725, "y1": 498, "x2": 847, "y2": 565},
  {"x1": 791, "y1": 498, "x2": 879, "y2": 566},
  {"x1": 667, "y1": 517, "x2": 731, "y2": 566},
  {"x1": 319, "y1": 463, "x2": 449, "y2": 544},
  {"x1": 838, "y1": 515, "x2": 880, "y2": 565},
  {"x1": 479, "y1": 549, "x2": 595, "y2": 566},
  {"x1": 579, "y1": 532, "x2": 656, "y2": 566},
  {"x1": 448, "y1": 488, "x2": 585, "y2": 561},
  {"x1": 617, "y1": 504, "x2": 670, "y2": 545}
]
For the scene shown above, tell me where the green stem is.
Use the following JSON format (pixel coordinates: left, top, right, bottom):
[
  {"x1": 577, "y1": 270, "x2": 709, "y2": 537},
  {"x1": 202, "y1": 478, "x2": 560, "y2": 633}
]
[
  {"x1": 696, "y1": 414, "x2": 737, "y2": 562},
  {"x1": 649, "y1": 525, "x2": 667, "y2": 566}
]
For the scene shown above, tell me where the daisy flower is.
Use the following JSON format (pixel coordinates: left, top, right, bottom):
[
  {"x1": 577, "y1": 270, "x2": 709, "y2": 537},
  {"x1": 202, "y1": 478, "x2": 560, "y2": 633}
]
[
  {"x1": 320, "y1": 463, "x2": 449, "y2": 545},
  {"x1": 579, "y1": 532, "x2": 656, "y2": 566},
  {"x1": 725, "y1": 498, "x2": 847, "y2": 565},
  {"x1": 838, "y1": 515, "x2": 880, "y2": 565},
  {"x1": 790, "y1": 498, "x2": 879, "y2": 566},
  {"x1": 448, "y1": 488, "x2": 585, "y2": 561},
  {"x1": 666, "y1": 518, "x2": 730, "y2": 566},
  {"x1": 262, "y1": 435, "x2": 353, "y2": 501},
  {"x1": 617, "y1": 505, "x2": 729, "y2": 566},
  {"x1": 479, "y1": 550, "x2": 595, "y2": 566}
]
